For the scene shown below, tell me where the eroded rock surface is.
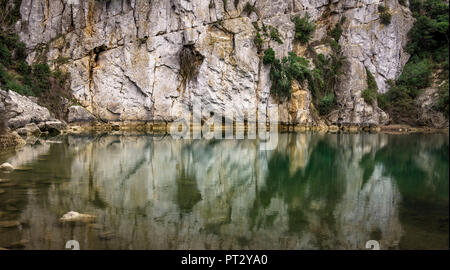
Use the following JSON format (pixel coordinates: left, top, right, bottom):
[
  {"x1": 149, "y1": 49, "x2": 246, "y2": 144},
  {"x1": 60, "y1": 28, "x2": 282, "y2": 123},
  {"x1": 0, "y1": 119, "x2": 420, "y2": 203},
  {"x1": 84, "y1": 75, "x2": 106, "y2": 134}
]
[{"x1": 14, "y1": 0, "x2": 414, "y2": 125}]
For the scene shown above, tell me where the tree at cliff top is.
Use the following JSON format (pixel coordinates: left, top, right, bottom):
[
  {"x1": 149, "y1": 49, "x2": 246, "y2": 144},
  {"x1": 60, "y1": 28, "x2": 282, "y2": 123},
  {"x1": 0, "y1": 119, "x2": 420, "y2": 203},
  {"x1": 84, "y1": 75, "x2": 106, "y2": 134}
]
[{"x1": 379, "y1": 0, "x2": 449, "y2": 124}]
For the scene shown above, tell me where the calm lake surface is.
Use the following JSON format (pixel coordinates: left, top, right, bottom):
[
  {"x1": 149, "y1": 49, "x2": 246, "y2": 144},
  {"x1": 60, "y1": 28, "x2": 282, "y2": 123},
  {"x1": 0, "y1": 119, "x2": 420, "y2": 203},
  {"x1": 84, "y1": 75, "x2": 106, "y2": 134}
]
[{"x1": 0, "y1": 133, "x2": 448, "y2": 250}]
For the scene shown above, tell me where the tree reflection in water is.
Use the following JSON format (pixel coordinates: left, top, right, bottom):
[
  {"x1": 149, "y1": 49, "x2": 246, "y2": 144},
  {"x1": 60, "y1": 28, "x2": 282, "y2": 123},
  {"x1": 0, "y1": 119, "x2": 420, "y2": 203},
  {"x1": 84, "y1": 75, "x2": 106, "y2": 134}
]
[{"x1": 0, "y1": 133, "x2": 447, "y2": 250}]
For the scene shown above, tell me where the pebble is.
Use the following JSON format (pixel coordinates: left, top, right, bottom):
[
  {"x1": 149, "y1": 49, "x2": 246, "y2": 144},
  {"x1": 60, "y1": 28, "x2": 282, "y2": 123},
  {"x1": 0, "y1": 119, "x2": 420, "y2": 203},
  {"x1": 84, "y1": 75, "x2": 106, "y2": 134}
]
[{"x1": 0, "y1": 189, "x2": 5, "y2": 195}]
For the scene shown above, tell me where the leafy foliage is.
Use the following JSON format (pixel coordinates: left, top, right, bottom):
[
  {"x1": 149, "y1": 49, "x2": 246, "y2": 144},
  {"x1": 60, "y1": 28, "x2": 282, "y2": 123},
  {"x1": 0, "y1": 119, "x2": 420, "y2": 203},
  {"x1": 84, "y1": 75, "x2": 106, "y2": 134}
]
[
  {"x1": 263, "y1": 49, "x2": 311, "y2": 100},
  {"x1": 269, "y1": 26, "x2": 283, "y2": 44},
  {"x1": 380, "y1": 0, "x2": 449, "y2": 122},
  {"x1": 243, "y1": 2, "x2": 257, "y2": 15},
  {"x1": 379, "y1": 4, "x2": 392, "y2": 25},
  {"x1": 318, "y1": 93, "x2": 335, "y2": 116},
  {"x1": 362, "y1": 68, "x2": 378, "y2": 105},
  {"x1": 292, "y1": 13, "x2": 316, "y2": 44},
  {"x1": 263, "y1": 48, "x2": 276, "y2": 65}
]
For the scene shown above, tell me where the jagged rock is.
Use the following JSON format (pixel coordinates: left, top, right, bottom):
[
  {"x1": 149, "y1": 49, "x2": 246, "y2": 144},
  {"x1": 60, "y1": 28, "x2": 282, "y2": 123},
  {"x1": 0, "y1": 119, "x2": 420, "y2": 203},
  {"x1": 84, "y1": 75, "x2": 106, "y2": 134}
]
[
  {"x1": 59, "y1": 211, "x2": 96, "y2": 224},
  {"x1": 0, "y1": 90, "x2": 52, "y2": 129},
  {"x1": 0, "y1": 163, "x2": 14, "y2": 172},
  {"x1": 68, "y1": 106, "x2": 97, "y2": 123}
]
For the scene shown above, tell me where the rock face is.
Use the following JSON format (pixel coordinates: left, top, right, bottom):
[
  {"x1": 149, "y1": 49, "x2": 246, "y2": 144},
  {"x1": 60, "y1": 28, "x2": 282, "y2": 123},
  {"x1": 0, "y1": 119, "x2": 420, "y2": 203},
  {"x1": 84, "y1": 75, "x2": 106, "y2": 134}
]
[
  {"x1": 15, "y1": 0, "x2": 414, "y2": 125},
  {"x1": 68, "y1": 105, "x2": 97, "y2": 123}
]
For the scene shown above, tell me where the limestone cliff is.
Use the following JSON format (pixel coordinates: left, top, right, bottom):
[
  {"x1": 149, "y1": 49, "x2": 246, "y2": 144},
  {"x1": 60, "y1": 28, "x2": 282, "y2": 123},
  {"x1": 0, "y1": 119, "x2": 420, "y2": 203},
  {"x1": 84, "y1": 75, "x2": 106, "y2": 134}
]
[{"x1": 13, "y1": 0, "x2": 414, "y2": 126}]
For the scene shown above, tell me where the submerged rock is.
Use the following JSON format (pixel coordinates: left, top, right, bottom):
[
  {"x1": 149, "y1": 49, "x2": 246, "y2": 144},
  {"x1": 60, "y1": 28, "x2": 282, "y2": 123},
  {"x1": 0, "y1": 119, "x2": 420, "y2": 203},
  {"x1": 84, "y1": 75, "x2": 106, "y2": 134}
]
[
  {"x1": 6, "y1": 239, "x2": 29, "y2": 249},
  {"x1": 98, "y1": 231, "x2": 116, "y2": 240},
  {"x1": 0, "y1": 163, "x2": 14, "y2": 172},
  {"x1": 59, "y1": 211, "x2": 96, "y2": 224},
  {"x1": 0, "y1": 220, "x2": 21, "y2": 228},
  {"x1": 0, "y1": 189, "x2": 5, "y2": 195},
  {"x1": 87, "y1": 223, "x2": 104, "y2": 230}
]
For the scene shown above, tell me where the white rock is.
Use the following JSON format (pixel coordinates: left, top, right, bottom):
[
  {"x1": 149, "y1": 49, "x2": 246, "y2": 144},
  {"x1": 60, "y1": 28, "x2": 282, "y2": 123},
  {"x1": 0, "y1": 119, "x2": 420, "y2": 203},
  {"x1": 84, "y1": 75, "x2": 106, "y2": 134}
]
[
  {"x1": 0, "y1": 163, "x2": 14, "y2": 172},
  {"x1": 59, "y1": 211, "x2": 96, "y2": 223}
]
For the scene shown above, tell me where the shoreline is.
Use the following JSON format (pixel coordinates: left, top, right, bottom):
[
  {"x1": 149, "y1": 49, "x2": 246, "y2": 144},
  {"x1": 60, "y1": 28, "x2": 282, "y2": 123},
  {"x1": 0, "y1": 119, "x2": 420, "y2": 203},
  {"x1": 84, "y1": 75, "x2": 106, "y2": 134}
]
[
  {"x1": 64, "y1": 122, "x2": 450, "y2": 135},
  {"x1": 0, "y1": 124, "x2": 448, "y2": 153}
]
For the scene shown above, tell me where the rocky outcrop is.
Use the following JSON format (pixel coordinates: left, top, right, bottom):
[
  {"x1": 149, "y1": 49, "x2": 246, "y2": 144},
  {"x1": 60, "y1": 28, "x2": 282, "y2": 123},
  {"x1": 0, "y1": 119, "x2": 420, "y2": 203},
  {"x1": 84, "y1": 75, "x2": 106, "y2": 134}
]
[
  {"x1": 13, "y1": 0, "x2": 414, "y2": 126},
  {"x1": 0, "y1": 89, "x2": 66, "y2": 134},
  {"x1": 416, "y1": 78, "x2": 449, "y2": 129},
  {"x1": 17, "y1": 123, "x2": 41, "y2": 136}
]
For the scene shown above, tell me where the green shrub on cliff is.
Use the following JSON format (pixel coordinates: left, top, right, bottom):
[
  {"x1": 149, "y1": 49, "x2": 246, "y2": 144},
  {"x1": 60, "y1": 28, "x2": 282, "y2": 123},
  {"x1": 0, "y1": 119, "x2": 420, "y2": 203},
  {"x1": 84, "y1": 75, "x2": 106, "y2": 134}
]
[
  {"x1": 318, "y1": 93, "x2": 335, "y2": 116},
  {"x1": 362, "y1": 68, "x2": 378, "y2": 105},
  {"x1": 292, "y1": 13, "x2": 316, "y2": 44},
  {"x1": 263, "y1": 49, "x2": 311, "y2": 100}
]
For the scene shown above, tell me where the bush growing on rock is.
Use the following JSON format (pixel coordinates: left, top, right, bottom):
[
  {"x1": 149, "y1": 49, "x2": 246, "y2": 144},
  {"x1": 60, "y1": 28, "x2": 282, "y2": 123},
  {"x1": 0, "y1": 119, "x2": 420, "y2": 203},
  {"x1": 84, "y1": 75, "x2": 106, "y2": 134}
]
[
  {"x1": 362, "y1": 68, "x2": 378, "y2": 105},
  {"x1": 269, "y1": 26, "x2": 283, "y2": 44},
  {"x1": 263, "y1": 49, "x2": 311, "y2": 100},
  {"x1": 292, "y1": 13, "x2": 316, "y2": 44},
  {"x1": 318, "y1": 93, "x2": 336, "y2": 116}
]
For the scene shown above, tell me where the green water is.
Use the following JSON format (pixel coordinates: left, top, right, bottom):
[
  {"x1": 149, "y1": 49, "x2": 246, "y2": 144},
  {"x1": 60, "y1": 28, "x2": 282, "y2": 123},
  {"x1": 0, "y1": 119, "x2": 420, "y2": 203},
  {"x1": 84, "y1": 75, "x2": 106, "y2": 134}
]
[{"x1": 0, "y1": 133, "x2": 448, "y2": 250}]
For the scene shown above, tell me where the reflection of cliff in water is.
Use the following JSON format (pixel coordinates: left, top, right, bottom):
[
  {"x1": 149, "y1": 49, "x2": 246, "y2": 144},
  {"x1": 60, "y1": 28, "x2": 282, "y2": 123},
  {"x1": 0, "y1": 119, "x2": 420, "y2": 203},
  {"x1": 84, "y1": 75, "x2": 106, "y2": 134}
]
[{"x1": 0, "y1": 133, "x2": 448, "y2": 249}]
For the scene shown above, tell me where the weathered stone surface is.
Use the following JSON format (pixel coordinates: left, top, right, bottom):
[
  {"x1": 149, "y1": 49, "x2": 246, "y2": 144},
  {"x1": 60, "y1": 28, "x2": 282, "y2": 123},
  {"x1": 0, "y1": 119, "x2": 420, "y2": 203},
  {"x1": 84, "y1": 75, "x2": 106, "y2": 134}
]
[
  {"x1": 0, "y1": 90, "x2": 53, "y2": 129},
  {"x1": 68, "y1": 105, "x2": 97, "y2": 123},
  {"x1": 14, "y1": 0, "x2": 414, "y2": 126},
  {"x1": 416, "y1": 80, "x2": 449, "y2": 129}
]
